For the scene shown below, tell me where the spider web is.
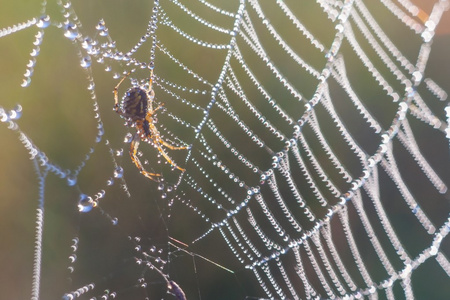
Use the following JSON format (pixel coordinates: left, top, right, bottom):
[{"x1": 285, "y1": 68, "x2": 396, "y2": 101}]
[{"x1": 1, "y1": 0, "x2": 449, "y2": 299}]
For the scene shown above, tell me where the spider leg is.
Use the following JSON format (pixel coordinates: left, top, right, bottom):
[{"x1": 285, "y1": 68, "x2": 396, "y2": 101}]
[
  {"x1": 147, "y1": 122, "x2": 188, "y2": 151},
  {"x1": 151, "y1": 103, "x2": 164, "y2": 114},
  {"x1": 158, "y1": 138, "x2": 189, "y2": 150},
  {"x1": 148, "y1": 68, "x2": 154, "y2": 92},
  {"x1": 130, "y1": 133, "x2": 161, "y2": 181},
  {"x1": 114, "y1": 71, "x2": 132, "y2": 114},
  {"x1": 152, "y1": 136, "x2": 186, "y2": 172}
]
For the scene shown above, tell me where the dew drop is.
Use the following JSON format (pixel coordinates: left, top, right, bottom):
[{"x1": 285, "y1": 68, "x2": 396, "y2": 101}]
[
  {"x1": 111, "y1": 217, "x2": 118, "y2": 225},
  {"x1": 30, "y1": 47, "x2": 40, "y2": 57},
  {"x1": 124, "y1": 133, "x2": 133, "y2": 143},
  {"x1": 24, "y1": 69, "x2": 33, "y2": 77},
  {"x1": 107, "y1": 178, "x2": 114, "y2": 186},
  {"x1": 36, "y1": 15, "x2": 50, "y2": 28},
  {"x1": 97, "y1": 190, "x2": 106, "y2": 199},
  {"x1": 26, "y1": 59, "x2": 36, "y2": 68},
  {"x1": 113, "y1": 166, "x2": 124, "y2": 178},
  {"x1": 62, "y1": 294, "x2": 74, "y2": 300},
  {"x1": 0, "y1": 109, "x2": 8, "y2": 122},
  {"x1": 96, "y1": 19, "x2": 105, "y2": 31},
  {"x1": 82, "y1": 37, "x2": 92, "y2": 50},
  {"x1": 9, "y1": 105, "x2": 22, "y2": 120},
  {"x1": 64, "y1": 23, "x2": 79, "y2": 41},
  {"x1": 115, "y1": 149, "x2": 123, "y2": 157},
  {"x1": 123, "y1": 133, "x2": 133, "y2": 144},
  {"x1": 80, "y1": 56, "x2": 91, "y2": 68},
  {"x1": 66, "y1": 174, "x2": 77, "y2": 186},
  {"x1": 99, "y1": 29, "x2": 109, "y2": 37},
  {"x1": 21, "y1": 77, "x2": 31, "y2": 87},
  {"x1": 78, "y1": 194, "x2": 94, "y2": 213}
]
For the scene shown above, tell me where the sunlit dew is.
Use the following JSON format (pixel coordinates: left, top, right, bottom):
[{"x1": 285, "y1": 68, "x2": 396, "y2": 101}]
[
  {"x1": 21, "y1": 77, "x2": 31, "y2": 87},
  {"x1": 106, "y1": 177, "x2": 114, "y2": 186},
  {"x1": 9, "y1": 105, "x2": 22, "y2": 120},
  {"x1": 111, "y1": 218, "x2": 118, "y2": 225},
  {"x1": 124, "y1": 133, "x2": 133, "y2": 143},
  {"x1": 113, "y1": 166, "x2": 124, "y2": 178},
  {"x1": 99, "y1": 28, "x2": 109, "y2": 37},
  {"x1": 64, "y1": 22, "x2": 79, "y2": 40},
  {"x1": 36, "y1": 15, "x2": 50, "y2": 28},
  {"x1": 78, "y1": 194, "x2": 94, "y2": 213},
  {"x1": 24, "y1": 69, "x2": 33, "y2": 77},
  {"x1": 30, "y1": 47, "x2": 40, "y2": 57},
  {"x1": 71, "y1": 238, "x2": 79, "y2": 251},
  {"x1": 95, "y1": 19, "x2": 105, "y2": 31},
  {"x1": 66, "y1": 174, "x2": 77, "y2": 186},
  {"x1": 80, "y1": 56, "x2": 91, "y2": 68},
  {"x1": 81, "y1": 37, "x2": 92, "y2": 50},
  {"x1": 0, "y1": 108, "x2": 8, "y2": 122},
  {"x1": 115, "y1": 149, "x2": 123, "y2": 157}
]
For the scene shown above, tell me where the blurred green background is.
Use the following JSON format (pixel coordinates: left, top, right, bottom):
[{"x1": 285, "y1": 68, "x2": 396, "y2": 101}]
[{"x1": 0, "y1": 1, "x2": 449, "y2": 299}]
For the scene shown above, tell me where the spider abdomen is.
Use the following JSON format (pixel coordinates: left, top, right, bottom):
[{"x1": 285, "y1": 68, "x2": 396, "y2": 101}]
[{"x1": 122, "y1": 87, "x2": 148, "y2": 121}]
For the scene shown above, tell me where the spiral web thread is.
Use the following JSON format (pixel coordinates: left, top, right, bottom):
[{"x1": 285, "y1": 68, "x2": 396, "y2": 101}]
[{"x1": 0, "y1": 0, "x2": 449, "y2": 299}]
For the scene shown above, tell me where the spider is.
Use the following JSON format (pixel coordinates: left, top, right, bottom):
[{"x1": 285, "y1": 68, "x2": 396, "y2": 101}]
[{"x1": 114, "y1": 68, "x2": 187, "y2": 181}]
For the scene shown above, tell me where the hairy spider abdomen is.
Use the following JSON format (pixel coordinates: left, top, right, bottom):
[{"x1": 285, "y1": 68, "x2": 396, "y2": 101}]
[{"x1": 122, "y1": 87, "x2": 149, "y2": 121}]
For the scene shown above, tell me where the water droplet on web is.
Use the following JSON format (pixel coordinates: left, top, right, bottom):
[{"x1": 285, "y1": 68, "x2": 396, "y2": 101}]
[
  {"x1": 21, "y1": 77, "x2": 31, "y2": 87},
  {"x1": 114, "y1": 166, "x2": 124, "y2": 178},
  {"x1": 78, "y1": 194, "x2": 94, "y2": 213},
  {"x1": 161, "y1": 193, "x2": 167, "y2": 199},
  {"x1": 124, "y1": 134, "x2": 134, "y2": 143},
  {"x1": 115, "y1": 149, "x2": 123, "y2": 157},
  {"x1": 97, "y1": 190, "x2": 106, "y2": 198},
  {"x1": 96, "y1": 19, "x2": 105, "y2": 30},
  {"x1": 158, "y1": 183, "x2": 164, "y2": 190},
  {"x1": 24, "y1": 69, "x2": 33, "y2": 77},
  {"x1": 9, "y1": 105, "x2": 22, "y2": 120},
  {"x1": 107, "y1": 178, "x2": 114, "y2": 186},
  {"x1": 62, "y1": 293, "x2": 74, "y2": 300},
  {"x1": 111, "y1": 217, "x2": 118, "y2": 225},
  {"x1": 30, "y1": 47, "x2": 40, "y2": 57},
  {"x1": 64, "y1": 23, "x2": 78, "y2": 40},
  {"x1": 80, "y1": 56, "x2": 91, "y2": 68},
  {"x1": 66, "y1": 174, "x2": 77, "y2": 186},
  {"x1": 82, "y1": 37, "x2": 92, "y2": 50},
  {"x1": 0, "y1": 109, "x2": 8, "y2": 122},
  {"x1": 99, "y1": 29, "x2": 109, "y2": 37},
  {"x1": 36, "y1": 15, "x2": 50, "y2": 28},
  {"x1": 69, "y1": 255, "x2": 77, "y2": 263},
  {"x1": 166, "y1": 185, "x2": 173, "y2": 192}
]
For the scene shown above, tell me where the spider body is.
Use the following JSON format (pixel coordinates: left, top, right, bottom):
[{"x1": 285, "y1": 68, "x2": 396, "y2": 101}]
[
  {"x1": 114, "y1": 70, "x2": 187, "y2": 181},
  {"x1": 122, "y1": 87, "x2": 152, "y2": 122}
]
